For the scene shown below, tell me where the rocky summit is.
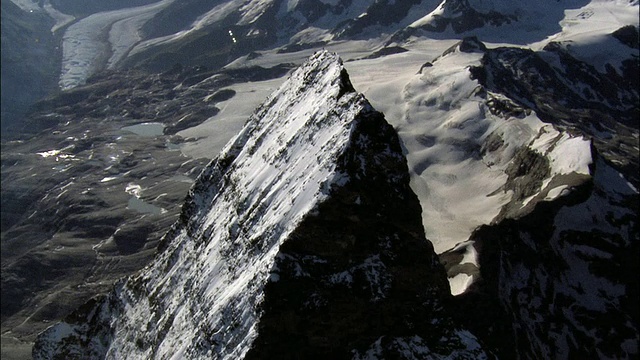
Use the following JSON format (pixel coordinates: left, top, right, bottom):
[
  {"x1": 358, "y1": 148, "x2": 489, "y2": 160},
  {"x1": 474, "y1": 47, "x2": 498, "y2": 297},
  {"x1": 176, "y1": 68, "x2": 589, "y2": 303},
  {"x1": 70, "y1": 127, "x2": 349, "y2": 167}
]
[
  {"x1": 32, "y1": 50, "x2": 490, "y2": 359},
  {"x1": 3, "y1": 0, "x2": 638, "y2": 359}
]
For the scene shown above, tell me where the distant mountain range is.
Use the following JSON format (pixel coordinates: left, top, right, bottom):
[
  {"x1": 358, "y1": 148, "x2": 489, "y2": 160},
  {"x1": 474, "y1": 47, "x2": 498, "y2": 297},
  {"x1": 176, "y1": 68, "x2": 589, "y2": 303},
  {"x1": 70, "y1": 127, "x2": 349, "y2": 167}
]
[{"x1": 1, "y1": 0, "x2": 638, "y2": 358}]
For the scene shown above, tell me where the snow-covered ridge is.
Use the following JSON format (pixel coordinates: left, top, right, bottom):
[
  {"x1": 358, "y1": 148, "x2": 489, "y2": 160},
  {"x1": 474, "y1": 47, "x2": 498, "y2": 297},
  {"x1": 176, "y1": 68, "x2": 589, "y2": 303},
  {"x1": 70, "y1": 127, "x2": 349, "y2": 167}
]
[
  {"x1": 397, "y1": 38, "x2": 594, "y2": 255},
  {"x1": 33, "y1": 50, "x2": 416, "y2": 359}
]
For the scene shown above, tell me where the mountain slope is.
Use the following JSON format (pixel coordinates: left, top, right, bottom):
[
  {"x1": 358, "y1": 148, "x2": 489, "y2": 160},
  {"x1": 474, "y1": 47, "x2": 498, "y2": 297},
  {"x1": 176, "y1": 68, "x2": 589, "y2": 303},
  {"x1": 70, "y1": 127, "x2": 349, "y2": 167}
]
[
  {"x1": 470, "y1": 36, "x2": 639, "y2": 187},
  {"x1": 462, "y1": 154, "x2": 639, "y2": 359},
  {"x1": 355, "y1": 33, "x2": 638, "y2": 358},
  {"x1": 403, "y1": 33, "x2": 638, "y2": 360},
  {"x1": 392, "y1": 0, "x2": 591, "y2": 44},
  {"x1": 33, "y1": 50, "x2": 490, "y2": 359},
  {"x1": 3, "y1": 0, "x2": 638, "y2": 358},
  {"x1": 0, "y1": 0, "x2": 59, "y2": 135}
]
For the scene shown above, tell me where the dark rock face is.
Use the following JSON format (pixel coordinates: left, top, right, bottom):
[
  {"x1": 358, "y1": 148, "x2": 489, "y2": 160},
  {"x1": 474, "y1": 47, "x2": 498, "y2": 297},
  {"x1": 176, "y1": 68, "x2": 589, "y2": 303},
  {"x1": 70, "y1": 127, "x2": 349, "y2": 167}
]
[
  {"x1": 439, "y1": 36, "x2": 487, "y2": 59},
  {"x1": 335, "y1": 0, "x2": 440, "y2": 39},
  {"x1": 246, "y1": 104, "x2": 452, "y2": 359},
  {"x1": 419, "y1": 0, "x2": 515, "y2": 34},
  {"x1": 612, "y1": 25, "x2": 639, "y2": 49},
  {"x1": 140, "y1": 0, "x2": 229, "y2": 39},
  {"x1": 387, "y1": 0, "x2": 518, "y2": 44},
  {"x1": 463, "y1": 157, "x2": 639, "y2": 359},
  {"x1": 354, "y1": 46, "x2": 409, "y2": 61},
  {"x1": 497, "y1": 147, "x2": 551, "y2": 218}
]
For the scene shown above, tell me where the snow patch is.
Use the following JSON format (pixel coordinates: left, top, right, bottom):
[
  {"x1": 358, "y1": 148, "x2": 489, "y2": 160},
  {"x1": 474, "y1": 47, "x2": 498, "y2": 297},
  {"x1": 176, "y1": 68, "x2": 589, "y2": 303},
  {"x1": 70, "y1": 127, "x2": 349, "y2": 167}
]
[
  {"x1": 449, "y1": 273, "x2": 474, "y2": 296},
  {"x1": 125, "y1": 183, "x2": 142, "y2": 198}
]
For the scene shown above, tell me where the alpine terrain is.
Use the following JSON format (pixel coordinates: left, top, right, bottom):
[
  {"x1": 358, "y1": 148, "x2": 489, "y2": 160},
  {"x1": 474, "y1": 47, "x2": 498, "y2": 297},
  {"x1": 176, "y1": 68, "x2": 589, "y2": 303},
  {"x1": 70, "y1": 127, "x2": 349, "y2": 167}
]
[
  {"x1": 1, "y1": 0, "x2": 638, "y2": 359},
  {"x1": 32, "y1": 49, "x2": 490, "y2": 359}
]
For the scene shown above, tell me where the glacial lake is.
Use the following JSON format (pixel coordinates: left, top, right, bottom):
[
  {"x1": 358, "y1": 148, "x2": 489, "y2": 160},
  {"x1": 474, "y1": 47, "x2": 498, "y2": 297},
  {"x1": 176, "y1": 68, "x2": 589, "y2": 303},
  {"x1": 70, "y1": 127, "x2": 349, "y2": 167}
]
[
  {"x1": 121, "y1": 122, "x2": 165, "y2": 137},
  {"x1": 128, "y1": 196, "x2": 165, "y2": 215}
]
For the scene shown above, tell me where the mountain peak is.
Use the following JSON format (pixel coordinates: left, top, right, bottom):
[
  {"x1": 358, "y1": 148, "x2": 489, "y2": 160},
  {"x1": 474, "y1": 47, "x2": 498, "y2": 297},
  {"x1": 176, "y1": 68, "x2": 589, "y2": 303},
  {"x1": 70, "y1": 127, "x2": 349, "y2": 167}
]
[{"x1": 34, "y1": 50, "x2": 489, "y2": 359}]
